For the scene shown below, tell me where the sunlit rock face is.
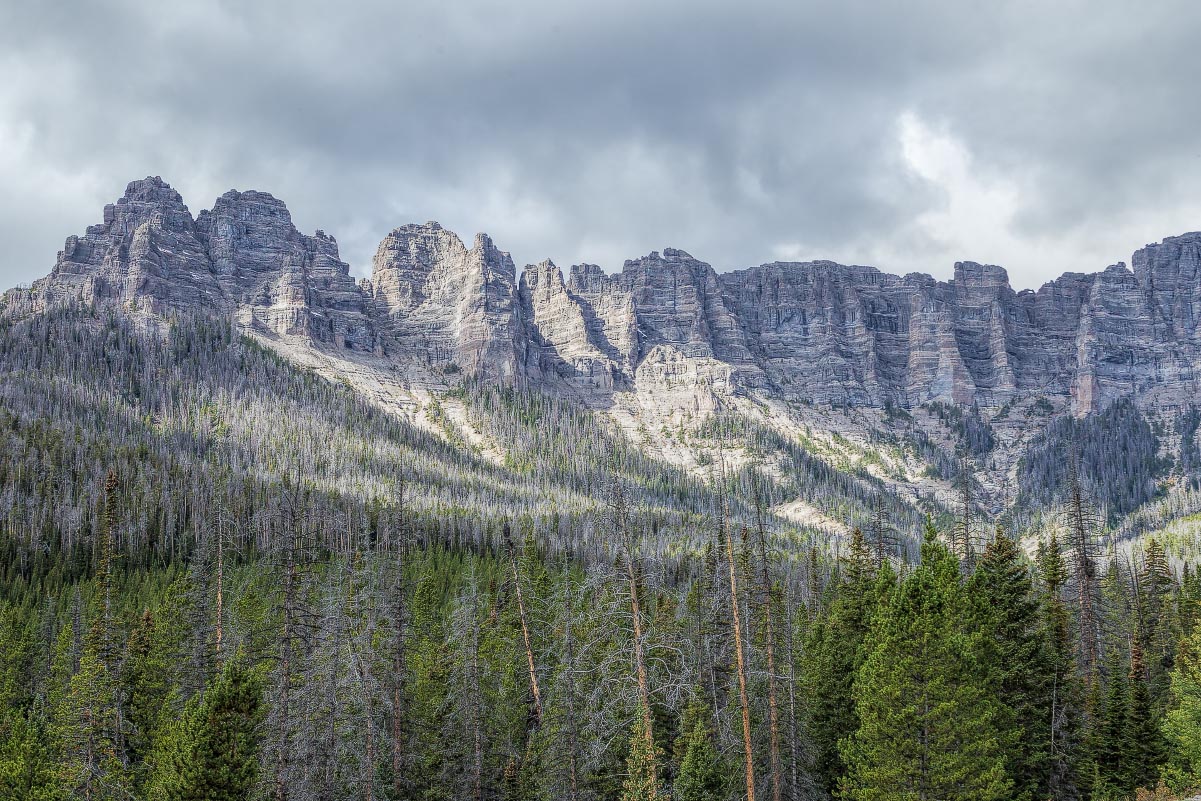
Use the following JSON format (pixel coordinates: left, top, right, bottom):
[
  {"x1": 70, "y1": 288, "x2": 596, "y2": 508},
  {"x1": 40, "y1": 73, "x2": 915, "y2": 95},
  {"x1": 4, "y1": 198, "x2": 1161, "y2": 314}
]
[
  {"x1": 198, "y1": 189, "x2": 374, "y2": 350},
  {"x1": 369, "y1": 222, "x2": 520, "y2": 378},
  {"x1": 42, "y1": 177, "x2": 220, "y2": 315},
  {"x1": 21, "y1": 177, "x2": 1201, "y2": 415}
]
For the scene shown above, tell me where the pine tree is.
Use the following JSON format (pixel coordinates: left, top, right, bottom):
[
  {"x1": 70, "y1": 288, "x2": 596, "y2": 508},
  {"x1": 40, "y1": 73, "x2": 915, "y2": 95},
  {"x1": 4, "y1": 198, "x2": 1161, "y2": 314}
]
[
  {"x1": 1163, "y1": 622, "x2": 1201, "y2": 789},
  {"x1": 53, "y1": 467, "x2": 134, "y2": 800},
  {"x1": 621, "y1": 704, "x2": 662, "y2": 801},
  {"x1": 1138, "y1": 538, "x2": 1177, "y2": 709},
  {"x1": 1037, "y1": 528, "x2": 1083, "y2": 799},
  {"x1": 968, "y1": 526, "x2": 1054, "y2": 801},
  {"x1": 123, "y1": 608, "x2": 172, "y2": 784},
  {"x1": 673, "y1": 700, "x2": 725, "y2": 801},
  {"x1": 1090, "y1": 648, "x2": 1131, "y2": 798},
  {"x1": 1127, "y1": 640, "x2": 1165, "y2": 792},
  {"x1": 149, "y1": 655, "x2": 265, "y2": 801},
  {"x1": 0, "y1": 704, "x2": 65, "y2": 801},
  {"x1": 1179, "y1": 563, "x2": 1201, "y2": 639},
  {"x1": 840, "y1": 532, "x2": 1012, "y2": 801},
  {"x1": 1064, "y1": 457, "x2": 1102, "y2": 678},
  {"x1": 802, "y1": 527, "x2": 890, "y2": 798}
]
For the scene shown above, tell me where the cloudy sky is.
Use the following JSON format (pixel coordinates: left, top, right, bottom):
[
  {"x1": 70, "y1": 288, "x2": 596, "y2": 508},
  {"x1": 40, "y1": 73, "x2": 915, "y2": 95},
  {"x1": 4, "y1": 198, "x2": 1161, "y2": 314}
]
[{"x1": 2, "y1": 0, "x2": 1199, "y2": 291}]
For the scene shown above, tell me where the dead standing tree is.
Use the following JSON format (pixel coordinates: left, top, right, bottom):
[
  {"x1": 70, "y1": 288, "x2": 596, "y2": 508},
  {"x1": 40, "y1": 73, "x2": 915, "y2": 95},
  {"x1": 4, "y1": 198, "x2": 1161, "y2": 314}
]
[
  {"x1": 504, "y1": 522, "x2": 544, "y2": 727},
  {"x1": 608, "y1": 476, "x2": 658, "y2": 797},
  {"x1": 752, "y1": 476, "x2": 783, "y2": 801},
  {"x1": 717, "y1": 452, "x2": 756, "y2": 801}
]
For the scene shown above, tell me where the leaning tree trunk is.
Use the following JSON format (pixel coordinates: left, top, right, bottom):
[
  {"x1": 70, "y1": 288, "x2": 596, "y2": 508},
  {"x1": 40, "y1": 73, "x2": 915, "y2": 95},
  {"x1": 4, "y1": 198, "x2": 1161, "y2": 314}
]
[{"x1": 505, "y1": 522, "x2": 544, "y2": 726}]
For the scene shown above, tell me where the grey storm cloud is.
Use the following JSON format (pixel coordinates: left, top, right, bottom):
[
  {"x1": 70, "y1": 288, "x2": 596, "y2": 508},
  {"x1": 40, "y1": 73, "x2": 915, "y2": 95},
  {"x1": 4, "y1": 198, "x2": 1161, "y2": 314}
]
[{"x1": 1, "y1": 0, "x2": 1199, "y2": 292}]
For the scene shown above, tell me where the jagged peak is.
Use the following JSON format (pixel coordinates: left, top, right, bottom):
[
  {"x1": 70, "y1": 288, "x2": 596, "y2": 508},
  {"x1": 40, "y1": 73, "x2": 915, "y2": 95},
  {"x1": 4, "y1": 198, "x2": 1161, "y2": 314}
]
[
  {"x1": 953, "y1": 260, "x2": 1009, "y2": 284},
  {"x1": 376, "y1": 221, "x2": 464, "y2": 249},
  {"x1": 202, "y1": 189, "x2": 296, "y2": 231},
  {"x1": 661, "y1": 247, "x2": 696, "y2": 260},
  {"x1": 1141, "y1": 231, "x2": 1201, "y2": 249},
  {"x1": 119, "y1": 175, "x2": 184, "y2": 205},
  {"x1": 388, "y1": 220, "x2": 447, "y2": 235},
  {"x1": 212, "y1": 187, "x2": 287, "y2": 206},
  {"x1": 472, "y1": 231, "x2": 506, "y2": 256},
  {"x1": 521, "y1": 259, "x2": 564, "y2": 292}
]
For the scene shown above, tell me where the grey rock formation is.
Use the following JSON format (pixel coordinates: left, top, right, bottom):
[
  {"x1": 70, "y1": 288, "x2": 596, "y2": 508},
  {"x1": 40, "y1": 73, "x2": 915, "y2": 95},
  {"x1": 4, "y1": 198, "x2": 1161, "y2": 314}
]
[
  {"x1": 370, "y1": 223, "x2": 520, "y2": 378},
  {"x1": 16, "y1": 176, "x2": 1201, "y2": 416},
  {"x1": 198, "y1": 189, "x2": 374, "y2": 350},
  {"x1": 29, "y1": 177, "x2": 375, "y2": 351},
  {"x1": 44, "y1": 177, "x2": 219, "y2": 314}
]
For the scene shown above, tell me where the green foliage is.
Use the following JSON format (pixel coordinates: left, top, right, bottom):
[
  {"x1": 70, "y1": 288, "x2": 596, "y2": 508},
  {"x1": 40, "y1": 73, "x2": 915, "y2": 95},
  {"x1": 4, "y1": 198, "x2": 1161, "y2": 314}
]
[
  {"x1": 6, "y1": 301, "x2": 1201, "y2": 801},
  {"x1": 672, "y1": 701, "x2": 725, "y2": 801},
  {"x1": 968, "y1": 528, "x2": 1054, "y2": 801},
  {"x1": 0, "y1": 704, "x2": 65, "y2": 800},
  {"x1": 1017, "y1": 398, "x2": 1171, "y2": 523},
  {"x1": 839, "y1": 534, "x2": 1013, "y2": 801},
  {"x1": 147, "y1": 655, "x2": 264, "y2": 801},
  {"x1": 621, "y1": 704, "x2": 662, "y2": 801},
  {"x1": 1164, "y1": 623, "x2": 1201, "y2": 790},
  {"x1": 802, "y1": 529, "x2": 894, "y2": 797}
]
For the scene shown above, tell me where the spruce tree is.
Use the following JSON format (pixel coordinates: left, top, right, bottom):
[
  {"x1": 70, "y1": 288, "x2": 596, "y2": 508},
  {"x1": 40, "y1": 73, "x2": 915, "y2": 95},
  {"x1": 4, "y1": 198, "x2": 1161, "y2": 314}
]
[
  {"x1": 150, "y1": 655, "x2": 265, "y2": 801},
  {"x1": 0, "y1": 704, "x2": 65, "y2": 801},
  {"x1": 673, "y1": 701, "x2": 725, "y2": 801},
  {"x1": 802, "y1": 527, "x2": 891, "y2": 797},
  {"x1": 1138, "y1": 538, "x2": 1177, "y2": 709},
  {"x1": 968, "y1": 526, "x2": 1053, "y2": 800},
  {"x1": 1127, "y1": 640, "x2": 1165, "y2": 792},
  {"x1": 621, "y1": 703, "x2": 662, "y2": 801},
  {"x1": 1090, "y1": 648, "x2": 1131, "y2": 798},
  {"x1": 840, "y1": 533, "x2": 1012, "y2": 801},
  {"x1": 1037, "y1": 529, "x2": 1083, "y2": 799},
  {"x1": 123, "y1": 608, "x2": 173, "y2": 784},
  {"x1": 1163, "y1": 622, "x2": 1201, "y2": 789}
]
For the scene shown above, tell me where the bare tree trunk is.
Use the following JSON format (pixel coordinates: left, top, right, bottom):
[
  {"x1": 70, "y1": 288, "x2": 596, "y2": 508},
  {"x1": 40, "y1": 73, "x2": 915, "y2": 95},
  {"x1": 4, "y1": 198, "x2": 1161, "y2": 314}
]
[
  {"x1": 215, "y1": 517, "x2": 224, "y2": 661},
  {"x1": 784, "y1": 585, "x2": 801, "y2": 801},
  {"x1": 276, "y1": 558, "x2": 294, "y2": 801},
  {"x1": 275, "y1": 490, "x2": 299, "y2": 801},
  {"x1": 754, "y1": 487, "x2": 783, "y2": 801},
  {"x1": 1067, "y1": 460, "x2": 1099, "y2": 677},
  {"x1": 725, "y1": 513, "x2": 754, "y2": 801},
  {"x1": 468, "y1": 586, "x2": 484, "y2": 801},
  {"x1": 563, "y1": 583, "x2": 580, "y2": 801},
  {"x1": 388, "y1": 481, "x2": 408, "y2": 800},
  {"x1": 505, "y1": 522, "x2": 543, "y2": 726},
  {"x1": 391, "y1": 527, "x2": 408, "y2": 799},
  {"x1": 610, "y1": 478, "x2": 657, "y2": 795}
]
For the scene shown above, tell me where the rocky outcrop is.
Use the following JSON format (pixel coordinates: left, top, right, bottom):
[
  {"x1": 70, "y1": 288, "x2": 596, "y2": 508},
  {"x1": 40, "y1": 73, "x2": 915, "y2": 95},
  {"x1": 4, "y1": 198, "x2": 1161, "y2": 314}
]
[
  {"x1": 43, "y1": 177, "x2": 219, "y2": 314},
  {"x1": 28, "y1": 177, "x2": 375, "y2": 351},
  {"x1": 370, "y1": 223, "x2": 520, "y2": 378},
  {"x1": 519, "y1": 259, "x2": 621, "y2": 389},
  {"x1": 17, "y1": 176, "x2": 1201, "y2": 415},
  {"x1": 197, "y1": 190, "x2": 374, "y2": 350}
]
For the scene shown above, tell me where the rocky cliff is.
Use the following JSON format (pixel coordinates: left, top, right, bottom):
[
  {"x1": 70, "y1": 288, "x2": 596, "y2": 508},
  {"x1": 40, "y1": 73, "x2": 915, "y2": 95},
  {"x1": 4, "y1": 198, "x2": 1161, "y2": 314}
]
[{"x1": 14, "y1": 176, "x2": 1201, "y2": 416}]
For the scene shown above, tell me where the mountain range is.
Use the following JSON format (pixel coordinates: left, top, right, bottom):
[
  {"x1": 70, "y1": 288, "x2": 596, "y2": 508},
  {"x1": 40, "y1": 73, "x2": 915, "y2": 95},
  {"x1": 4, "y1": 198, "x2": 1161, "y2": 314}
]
[{"x1": 7, "y1": 175, "x2": 1201, "y2": 538}]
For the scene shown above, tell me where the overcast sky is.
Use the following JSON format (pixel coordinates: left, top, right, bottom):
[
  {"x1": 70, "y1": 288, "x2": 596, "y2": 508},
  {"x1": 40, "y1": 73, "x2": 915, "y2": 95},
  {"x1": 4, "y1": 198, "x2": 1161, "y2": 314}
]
[{"x1": 2, "y1": 0, "x2": 1199, "y2": 291}]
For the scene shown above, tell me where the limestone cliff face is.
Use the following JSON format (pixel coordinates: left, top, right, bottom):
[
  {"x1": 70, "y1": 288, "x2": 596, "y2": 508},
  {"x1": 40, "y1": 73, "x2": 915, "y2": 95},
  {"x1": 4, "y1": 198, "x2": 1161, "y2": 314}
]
[
  {"x1": 197, "y1": 189, "x2": 374, "y2": 350},
  {"x1": 17, "y1": 177, "x2": 1201, "y2": 415},
  {"x1": 43, "y1": 177, "x2": 219, "y2": 314},
  {"x1": 31, "y1": 177, "x2": 375, "y2": 351},
  {"x1": 518, "y1": 259, "x2": 620, "y2": 389},
  {"x1": 370, "y1": 223, "x2": 520, "y2": 378}
]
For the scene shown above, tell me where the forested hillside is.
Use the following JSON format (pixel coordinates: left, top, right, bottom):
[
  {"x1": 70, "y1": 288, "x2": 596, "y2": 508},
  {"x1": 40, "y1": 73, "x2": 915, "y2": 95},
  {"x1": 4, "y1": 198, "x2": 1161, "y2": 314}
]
[{"x1": 4, "y1": 301, "x2": 1201, "y2": 801}]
